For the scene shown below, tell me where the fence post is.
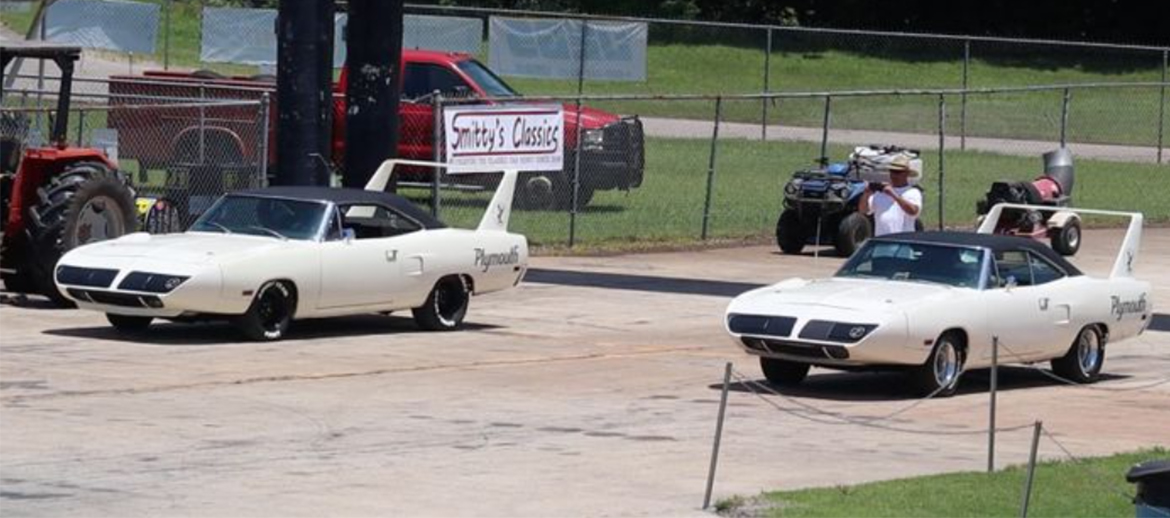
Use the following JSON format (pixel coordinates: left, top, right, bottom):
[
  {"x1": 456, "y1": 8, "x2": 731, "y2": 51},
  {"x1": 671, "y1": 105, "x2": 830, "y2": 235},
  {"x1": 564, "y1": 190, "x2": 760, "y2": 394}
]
[
  {"x1": 163, "y1": 0, "x2": 171, "y2": 70},
  {"x1": 570, "y1": 96, "x2": 584, "y2": 247},
  {"x1": 988, "y1": 335, "x2": 999, "y2": 473},
  {"x1": 1059, "y1": 88, "x2": 1071, "y2": 148},
  {"x1": 1020, "y1": 420, "x2": 1043, "y2": 518},
  {"x1": 701, "y1": 96, "x2": 723, "y2": 241},
  {"x1": 960, "y1": 39, "x2": 970, "y2": 151},
  {"x1": 1158, "y1": 50, "x2": 1166, "y2": 164},
  {"x1": 198, "y1": 84, "x2": 207, "y2": 164},
  {"x1": 819, "y1": 95, "x2": 831, "y2": 166},
  {"x1": 703, "y1": 362, "x2": 733, "y2": 510},
  {"x1": 762, "y1": 27, "x2": 772, "y2": 141},
  {"x1": 431, "y1": 91, "x2": 443, "y2": 218},
  {"x1": 937, "y1": 94, "x2": 946, "y2": 230},
  {"x1": 259, "y1": 93, "x2": 271, "y2": 185},
  {"x1": 576, "y1": 20, "x2": 588, "y2": 97}
]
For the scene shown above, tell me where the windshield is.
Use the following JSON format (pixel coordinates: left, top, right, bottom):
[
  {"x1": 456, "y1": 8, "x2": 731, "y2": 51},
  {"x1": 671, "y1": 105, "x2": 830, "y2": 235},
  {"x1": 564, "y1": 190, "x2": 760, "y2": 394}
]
[
  {"x1": 456, "y1": 59, "x2": 519, "y2": 98},
  {"x1": 836, "y1": 240, "x2": 985, "y2": 288},
  {"x1": 190, "y1": 195, "x2": 327, "y2": 241}
]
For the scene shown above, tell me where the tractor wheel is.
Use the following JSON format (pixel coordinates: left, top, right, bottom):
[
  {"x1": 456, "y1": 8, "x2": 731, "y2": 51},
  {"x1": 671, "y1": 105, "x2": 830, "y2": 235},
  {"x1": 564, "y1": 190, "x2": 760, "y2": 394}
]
[
  {"x1": 24, "y1": 161, "x2": 137, "y2": 306},
  {"x1": 775, "y1": 209, "x2": 805, "y2": 255},
  {"x1": 834, "y1": 212, "x2": 871, "y2": 257},
  {"x1": 1051, "y1": 219, "x2": 1081, "y2": 256}
]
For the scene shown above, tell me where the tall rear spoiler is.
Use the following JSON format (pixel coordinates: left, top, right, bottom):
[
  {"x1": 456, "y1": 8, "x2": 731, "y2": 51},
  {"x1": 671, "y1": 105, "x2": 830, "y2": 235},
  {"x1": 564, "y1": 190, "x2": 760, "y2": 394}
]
[
  {"x1": 365, "y1": 159, "x2": 518, "y2": 232},
  {"x1": 977, "y1": 203, "x2": 1143, "y2": 279}
]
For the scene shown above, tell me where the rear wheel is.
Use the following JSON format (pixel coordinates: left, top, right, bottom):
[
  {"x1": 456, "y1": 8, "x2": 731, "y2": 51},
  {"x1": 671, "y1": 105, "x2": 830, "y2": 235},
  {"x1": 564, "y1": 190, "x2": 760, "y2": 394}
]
[
  {"x1": 235, "y1": 280, "x2": 295, "y2": 341},
  {"x1": 107, "y1": 313, "x2": 152, "y2": 332},
  {"x1": 775, "y1": 209, "x2": 805, "y2": 255},
  {"x1": 1051, "y1": 219, "x2": 1081, "y2": 256},
  {"x1": 835, "y1": 212, "x2": 871, "y2": 257},
  {"x1": 1051, "y1": 325, "x2": 1104, "y2": 383},
  {"x1": 413, "y1": 276, "x2": 470, "y2": 331},
  {"x1": 24, "y1": 161, "x2": 137, "y2": 306},
  {"x1": 911, "y1": 333, "x2": 965, "y2": 397},
  {"x1": 759, "y1": 357, "x2": 810, "y2": 386}
]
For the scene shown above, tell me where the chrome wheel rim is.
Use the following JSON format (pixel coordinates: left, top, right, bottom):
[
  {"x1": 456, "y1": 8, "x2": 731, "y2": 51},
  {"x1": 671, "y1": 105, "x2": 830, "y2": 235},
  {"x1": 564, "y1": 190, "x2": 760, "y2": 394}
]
[
  {"x1": 933, "y1": 341, "x2": 959, "y2": 389},
  {"x1": 1077, "y1": 329, "x2": 1100, "y2": 375},
  {"x1": 1066, "y1": 225, "x2": 1080, "y2": 249},
  {"x1": 76, "y1": 195, "x2": 126, "y2": 245}
]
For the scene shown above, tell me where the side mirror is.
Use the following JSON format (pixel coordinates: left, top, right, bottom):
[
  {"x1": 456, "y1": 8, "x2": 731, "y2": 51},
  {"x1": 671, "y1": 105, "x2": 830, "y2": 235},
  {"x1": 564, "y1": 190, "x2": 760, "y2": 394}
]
[
  {"x1": 342, "y1": 228, "x2": 356, "y2": 242},
  {"x1": 451, "y1": 85, "x2": 476, "y2": 99},
  {"x1": 1004, "y1": 275, "x2": 1018, "y2": 290}
]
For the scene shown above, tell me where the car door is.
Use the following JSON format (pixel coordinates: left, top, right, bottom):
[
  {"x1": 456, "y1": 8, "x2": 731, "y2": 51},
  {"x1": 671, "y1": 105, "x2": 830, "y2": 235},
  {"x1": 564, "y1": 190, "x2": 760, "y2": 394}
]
[
  {"x1": 1024, "y1": 252, "x2": 1079, "y2": 356},
  {"x1": 984, "y1": 250, "x2": 1053, "y2": 360},
  {"x1": 400, "y1": 63, "x2": 478, "y2": 163},
  {"x1": 317, "y1": 205, "x2": 403, "y2": 309}
]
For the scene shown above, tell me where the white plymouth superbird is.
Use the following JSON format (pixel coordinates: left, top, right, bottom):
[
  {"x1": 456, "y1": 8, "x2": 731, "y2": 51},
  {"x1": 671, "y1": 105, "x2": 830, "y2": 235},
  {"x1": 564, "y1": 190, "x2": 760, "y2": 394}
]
[
  {"x1": 54, "y1": 161, "x2": 528, "y2": 341},
  {"x1": 725, "y1": 205, "x2": 1151, "y2": 396}
]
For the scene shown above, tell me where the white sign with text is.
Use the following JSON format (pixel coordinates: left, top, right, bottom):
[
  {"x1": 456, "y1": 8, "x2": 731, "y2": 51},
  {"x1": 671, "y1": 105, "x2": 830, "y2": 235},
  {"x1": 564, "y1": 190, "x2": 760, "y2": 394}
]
[{"x1": 443, "y1": 105, "x2": 564, "y2": 173}]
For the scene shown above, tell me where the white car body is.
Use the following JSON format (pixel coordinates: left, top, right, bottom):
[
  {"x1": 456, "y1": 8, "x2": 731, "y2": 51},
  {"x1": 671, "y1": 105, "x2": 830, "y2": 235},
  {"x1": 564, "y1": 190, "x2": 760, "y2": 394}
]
[
  {"x1": 55, "y1": 160, "x2": 527, "y2": 327},
  {"x1": 726, "y1": 205, "x2": 1152, "y2": 389}
]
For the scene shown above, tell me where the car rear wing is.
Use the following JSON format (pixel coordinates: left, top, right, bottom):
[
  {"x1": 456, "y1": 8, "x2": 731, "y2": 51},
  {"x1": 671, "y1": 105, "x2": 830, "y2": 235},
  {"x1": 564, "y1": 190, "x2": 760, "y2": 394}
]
[
  {"x1": 366, "y1": 159, "x2": 518, "y2": 232},
  {"x1": 977, "y1": 203, "x2": 1144, "y2": 279}
]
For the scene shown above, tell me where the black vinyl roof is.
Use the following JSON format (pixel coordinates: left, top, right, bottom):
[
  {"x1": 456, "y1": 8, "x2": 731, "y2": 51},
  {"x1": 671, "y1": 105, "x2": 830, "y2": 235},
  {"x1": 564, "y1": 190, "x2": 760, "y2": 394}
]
[
  {"x1": 876, "y1": 231, "x2": 1083, "y2": 276},
  {"x1": 232, "y1": 186, "x2": 446, "y2": 229}
]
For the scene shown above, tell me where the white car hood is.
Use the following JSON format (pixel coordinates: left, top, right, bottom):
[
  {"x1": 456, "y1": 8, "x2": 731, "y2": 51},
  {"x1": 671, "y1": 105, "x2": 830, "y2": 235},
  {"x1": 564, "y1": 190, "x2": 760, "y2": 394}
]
[
  {"x1": 731, "y1": 277, "x2": 954, "y2": 314},
  {"x1": 70, "y1": 232, "x2": 287, "y2": 265}
]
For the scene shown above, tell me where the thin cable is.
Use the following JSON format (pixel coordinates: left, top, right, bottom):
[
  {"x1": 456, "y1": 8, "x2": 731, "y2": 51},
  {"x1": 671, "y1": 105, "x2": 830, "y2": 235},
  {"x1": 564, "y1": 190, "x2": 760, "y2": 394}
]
[
  {"x1": 1039, "y1": 427, "x2": 1160, "y2": 515},
  {"x1": 996, "y1": 340, "x2": 1170, "y2": 393}
]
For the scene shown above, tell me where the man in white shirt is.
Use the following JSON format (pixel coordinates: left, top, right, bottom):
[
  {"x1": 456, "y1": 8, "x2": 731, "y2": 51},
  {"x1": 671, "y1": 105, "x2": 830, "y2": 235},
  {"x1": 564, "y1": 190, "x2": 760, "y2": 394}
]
[{"x1": 858, "y1": 157, "x2": 922, "y2": 236}]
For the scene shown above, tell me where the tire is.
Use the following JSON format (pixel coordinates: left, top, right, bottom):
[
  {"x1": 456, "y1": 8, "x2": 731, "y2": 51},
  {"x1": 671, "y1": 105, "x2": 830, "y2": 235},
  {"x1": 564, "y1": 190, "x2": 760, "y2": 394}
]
[
  {"x1": 911, "y1": 332, "x2": 965, "y2": 397},
  {"x1": 107, "y1": 313, "x2": 152, "y2": 332},
  {"x1": 1051, "y1": 325, "x2": 1105, "y2": 383},
  {"x1": 515, "y1": 173, "x2": 558, "y2": 211},
  {"x1": 24, "y1": 161, "x2": 137, "y2": 306},
  {"x1": 413, "y1": 276, "x2": 470, "y2": 331},
  {"x1": 235, "y1": 280, "x2": 296, "y2": 341},
  {"x1": 1050, "y1": 219, "x2": 1081, "y2": 256},
  {"x1": 835, "y1": 212, "x2": 872, "y2": 257},
  {"x1": 775, "y1": 209, "x2": 805, "y2": 255},
  {"x1": 759, "y1": 357, "x2": 810, "y2": 386}
]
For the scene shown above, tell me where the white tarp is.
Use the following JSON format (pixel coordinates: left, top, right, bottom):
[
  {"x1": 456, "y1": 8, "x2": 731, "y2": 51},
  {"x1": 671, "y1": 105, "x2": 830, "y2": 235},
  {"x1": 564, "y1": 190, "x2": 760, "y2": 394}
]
[
  {"x1": 488, "y1": 17, "x2": 647, "y2": 81},
  {"x1": 201, "y1": 7, "x2": 277, "y2": 65},
  {"x1": 333, "y1": 14, "x2": 483, "y2": 67},
  {"x1": 444, "y1": 105, "x2": 564, "y2": 173},
  {"x1": 45, "y1": 0, "x2": 159, "y2": 54}
]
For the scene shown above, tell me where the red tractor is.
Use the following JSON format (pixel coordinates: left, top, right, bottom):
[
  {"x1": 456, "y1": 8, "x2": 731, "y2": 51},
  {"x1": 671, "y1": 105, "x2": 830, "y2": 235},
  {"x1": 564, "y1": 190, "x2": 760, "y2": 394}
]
[
  {"x1": 1, "y1": 42, "x2": 137, "y2": 305},
  {"x1": 975, "y1": 148, "x2": 1080, "y2": 256}
]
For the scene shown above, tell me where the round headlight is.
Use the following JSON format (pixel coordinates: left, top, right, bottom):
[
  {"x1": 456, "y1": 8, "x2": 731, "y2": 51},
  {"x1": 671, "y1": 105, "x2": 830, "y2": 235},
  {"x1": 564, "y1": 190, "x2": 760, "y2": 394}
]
[{"x1": 163, "y1": 277, "x2": 184, "y2": 291}]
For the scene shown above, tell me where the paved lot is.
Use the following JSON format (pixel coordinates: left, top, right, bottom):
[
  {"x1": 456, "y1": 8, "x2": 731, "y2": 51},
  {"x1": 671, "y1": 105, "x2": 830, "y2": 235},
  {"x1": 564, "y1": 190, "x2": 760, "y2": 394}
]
[{"x1": 2, "y1": 228, "x2": 1168, "y2": 517}]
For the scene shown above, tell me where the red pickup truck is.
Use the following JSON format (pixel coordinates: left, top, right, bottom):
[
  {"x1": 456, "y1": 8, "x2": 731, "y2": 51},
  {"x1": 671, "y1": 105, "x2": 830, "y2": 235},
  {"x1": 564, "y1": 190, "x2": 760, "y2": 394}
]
[{"x1": 107, "y1": 50, "x2": 644, "y2": 210}]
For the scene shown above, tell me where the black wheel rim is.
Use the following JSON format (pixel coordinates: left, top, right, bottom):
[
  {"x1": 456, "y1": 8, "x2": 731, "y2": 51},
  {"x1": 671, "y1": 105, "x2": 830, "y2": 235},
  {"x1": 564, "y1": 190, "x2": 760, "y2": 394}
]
[
  {"x1": 435, "y1": 280, "x2": 465, "y2": 326},
  {"x1": 257, "y1": 285, "x2": 289, "y2": 332}
]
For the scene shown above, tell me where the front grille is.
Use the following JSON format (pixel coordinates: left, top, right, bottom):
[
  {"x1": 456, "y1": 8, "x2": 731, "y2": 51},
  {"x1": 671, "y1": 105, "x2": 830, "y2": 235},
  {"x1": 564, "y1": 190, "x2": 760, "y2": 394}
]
[
  {"x1": 67, "y1": 288, "x2": 162, "y2": 308},
  {"x1": 728, "y1": 314, "x2": 796, "y2": 337},
  {"x1": 742, "y1": 337, "x2": 850, "y2": 360},
  {"x1": 117, "y1": 271, "x2": 189, "y2": 293},
  {"x1": 56, "y1": 266, "x2": 118, "y2": 288},
  {"x1": 600, "y1": 117, "x2": 644, "y2": 188}
]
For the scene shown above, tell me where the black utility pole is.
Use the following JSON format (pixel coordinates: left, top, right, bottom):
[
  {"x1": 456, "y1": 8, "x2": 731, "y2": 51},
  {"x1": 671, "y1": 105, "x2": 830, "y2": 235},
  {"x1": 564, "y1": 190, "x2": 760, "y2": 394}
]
[
  {"x1": 275, "y1": 0, "x2": 334, "y2": 186},
  {"x1": 343, "y1": 0, "x2": 404, "y2": 190}
]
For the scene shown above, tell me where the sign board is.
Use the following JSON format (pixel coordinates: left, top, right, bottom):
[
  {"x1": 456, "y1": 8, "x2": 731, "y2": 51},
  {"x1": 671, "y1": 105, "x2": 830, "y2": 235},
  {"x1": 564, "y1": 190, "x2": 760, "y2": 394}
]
[{"x1": 443, "y1": 105, "x2": 564, "y2": 173}]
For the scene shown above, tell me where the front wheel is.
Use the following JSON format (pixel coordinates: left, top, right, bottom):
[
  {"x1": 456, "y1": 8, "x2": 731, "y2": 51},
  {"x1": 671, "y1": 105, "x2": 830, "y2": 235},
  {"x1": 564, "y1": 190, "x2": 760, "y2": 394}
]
[
  {"x1": 911, "y1": 333, "x2": 965, "y2": 397},
  {"x1": 235, "y1": 280, "x2": 295, "y2": 341},
  {"x1": 759, "y1": 357, "x2": 810, "y2": 386},
  {"x1": 775, "y1": 210, "x2": 805, "y2": 255},
  {"x1": 1051, "y1": 325, "x2": 1104, "y2": 383},
  {"x1": 413, "y1": 276, "x2": 470, "y2": 331},
  {"x1": 107, "y1": 313, "x2": 152, "y2": 332},
  {"x1": 1050, "y1": 219, "x2": 1081, "y2": 256}
]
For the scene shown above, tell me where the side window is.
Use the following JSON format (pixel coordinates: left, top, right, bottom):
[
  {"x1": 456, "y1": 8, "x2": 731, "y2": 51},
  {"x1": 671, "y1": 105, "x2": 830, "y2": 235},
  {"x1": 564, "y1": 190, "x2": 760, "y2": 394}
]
[
  {"x1": 996, "y1": 250, "x2": 1033, "y2": 287},
  {"x1": 402, "y1": 63, "x2": 472, "y2": 101},
  {"x1": 1028, "y1": 253, "x2": 1066, "y2": 285},
  {"x1": 341, "y1": 204, "x2": 422, "y2": 239}
]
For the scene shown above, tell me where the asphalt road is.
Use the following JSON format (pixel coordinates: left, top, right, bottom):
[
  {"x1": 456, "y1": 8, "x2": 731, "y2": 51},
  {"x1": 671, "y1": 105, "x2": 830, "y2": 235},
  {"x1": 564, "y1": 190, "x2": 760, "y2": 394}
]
[{"x1": 2, "y1": 228, "x2": 1168, "y2": 517}]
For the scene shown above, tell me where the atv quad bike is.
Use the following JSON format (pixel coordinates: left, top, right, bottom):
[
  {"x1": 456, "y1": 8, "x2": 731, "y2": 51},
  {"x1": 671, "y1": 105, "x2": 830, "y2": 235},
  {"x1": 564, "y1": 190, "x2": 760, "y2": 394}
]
[
  {"x1": 1, "y1": 42, "x2": 137, "y2": 305},
  {"x1": 975, "y1": 148, "x2": 1080, "y2": 256},
  {"x1": 775, "y1": 145, "x2": 924, "y2": 257}
]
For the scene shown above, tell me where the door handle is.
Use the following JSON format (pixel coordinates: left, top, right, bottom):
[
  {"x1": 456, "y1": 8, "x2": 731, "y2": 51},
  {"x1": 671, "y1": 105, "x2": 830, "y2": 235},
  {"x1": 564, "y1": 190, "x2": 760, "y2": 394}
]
[
  {"x1": 385, "y1": 250, "x2": 398, "y2": 262},
  {"x1": 1038, "y1": 297, "x2": 1049, "y2": 310}
]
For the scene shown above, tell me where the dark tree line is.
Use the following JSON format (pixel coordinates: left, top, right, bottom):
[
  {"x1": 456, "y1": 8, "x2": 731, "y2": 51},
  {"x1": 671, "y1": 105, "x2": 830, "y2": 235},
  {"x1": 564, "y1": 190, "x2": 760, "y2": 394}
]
[{"x1": 422, "y1": 0, "x2": 1168, "y2": 46}]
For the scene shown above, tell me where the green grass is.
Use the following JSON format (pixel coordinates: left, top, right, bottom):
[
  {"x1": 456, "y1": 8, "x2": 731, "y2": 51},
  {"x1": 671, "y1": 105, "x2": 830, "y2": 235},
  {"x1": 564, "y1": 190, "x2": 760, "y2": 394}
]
[
  {"x1": 402, "y1": 136, "x2": 1170, "y2": 249},
  {"x1": 717, "y1": 447, "x2": 1167, "y2": 517}
]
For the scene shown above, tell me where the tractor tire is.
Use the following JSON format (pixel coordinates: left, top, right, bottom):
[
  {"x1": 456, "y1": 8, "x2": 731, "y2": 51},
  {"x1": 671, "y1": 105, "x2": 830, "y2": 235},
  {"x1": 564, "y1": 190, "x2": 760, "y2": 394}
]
[
  {"x1": 24, "y1": 161, "x2": 137, "y2": 306},
  {"x1": 1051, "y1": 219, "x2": 1081, "y2": 256},
  {"x1": 775, "y1": 209, "x2": 805, "y2": 255},
  {"x1": 834, "y1": 212, "x2": 871, "y2": 257}
]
